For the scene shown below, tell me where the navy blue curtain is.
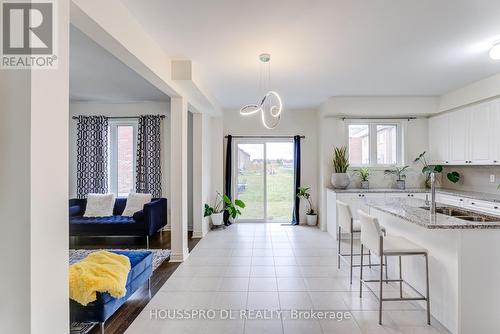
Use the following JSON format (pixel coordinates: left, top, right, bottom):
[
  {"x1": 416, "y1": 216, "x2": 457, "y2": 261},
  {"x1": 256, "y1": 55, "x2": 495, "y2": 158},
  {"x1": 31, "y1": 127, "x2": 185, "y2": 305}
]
[
  {"x1": 224, "y1": 135, "x2": 233, "y2": 225},
  {"x1": 291, "y1": 135, "x2": 301, "y2": 225}
]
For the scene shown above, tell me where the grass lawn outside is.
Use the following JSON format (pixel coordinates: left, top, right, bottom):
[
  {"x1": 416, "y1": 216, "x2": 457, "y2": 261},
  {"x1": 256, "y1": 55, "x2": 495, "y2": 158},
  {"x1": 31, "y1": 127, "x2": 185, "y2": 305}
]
[{"x1": 237, "y1": 166, "x2": 294, "y2": 221}]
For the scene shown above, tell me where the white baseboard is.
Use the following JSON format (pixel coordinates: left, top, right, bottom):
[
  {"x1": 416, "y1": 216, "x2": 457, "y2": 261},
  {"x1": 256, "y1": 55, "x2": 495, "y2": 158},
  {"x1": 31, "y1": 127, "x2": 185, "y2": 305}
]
[
  {"x1": 191, "y1": 231, "x2": 204, "y2": 239},
  {"x1": 169, "y1": 251, "x2": 190, "y2": 262}
]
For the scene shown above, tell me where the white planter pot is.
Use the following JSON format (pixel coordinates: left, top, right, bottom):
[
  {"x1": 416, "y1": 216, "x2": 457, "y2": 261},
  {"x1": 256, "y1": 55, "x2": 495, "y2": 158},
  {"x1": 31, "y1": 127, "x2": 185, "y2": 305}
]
[
  {"x1": 211, "y1": 212, "x2": 224, "y2": 226},
  {"x1": 306, "y1": 214, "x2": 318, "y2": 226},
  {"x1": 331, "y1": 173, "x2": 351, "y2": 189},
  {"x1": 396, "y1": 180, "x2": 406, "y2": 190},
  {"x1": 360, "y1": 180, "x2": 369, "y2": 189}
]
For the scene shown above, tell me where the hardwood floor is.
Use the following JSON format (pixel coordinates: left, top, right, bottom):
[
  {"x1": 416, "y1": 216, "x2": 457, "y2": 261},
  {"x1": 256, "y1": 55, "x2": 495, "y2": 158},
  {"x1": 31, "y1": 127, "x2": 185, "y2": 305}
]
[{"x1": 70, "y1": 231, "x2": 200, "y2": 334}]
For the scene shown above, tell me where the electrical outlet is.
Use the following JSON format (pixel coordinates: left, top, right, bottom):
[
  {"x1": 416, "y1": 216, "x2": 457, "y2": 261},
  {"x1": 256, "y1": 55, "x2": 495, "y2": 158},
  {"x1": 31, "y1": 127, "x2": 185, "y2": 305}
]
[{"x1": 490, "y1": 174, "x2": 496, "y2": 183}]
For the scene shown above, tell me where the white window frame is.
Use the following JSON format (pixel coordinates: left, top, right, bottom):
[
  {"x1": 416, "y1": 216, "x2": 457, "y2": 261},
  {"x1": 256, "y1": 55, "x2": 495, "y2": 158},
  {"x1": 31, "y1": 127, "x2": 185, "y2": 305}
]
[
  {"x1": 345, "y1": 119, "x2": 405, "y2": 168},
  {"x1": 108, "y1": 120, "x2": 138, "y2": 196},
  {"x1": 231, "y1": 138, "x2": 295, "y2": 223}
]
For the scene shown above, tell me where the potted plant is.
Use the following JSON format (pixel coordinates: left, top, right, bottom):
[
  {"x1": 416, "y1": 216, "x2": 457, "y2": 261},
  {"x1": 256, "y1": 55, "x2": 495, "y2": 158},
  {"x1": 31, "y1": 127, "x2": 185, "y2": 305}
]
[
  {"x1": 223, "y1": 194, "x2": 246, "y2": 222},
  {"x1": 331, "y1": 146, "x2": 351, "y2": 189},
  {"x1": 297, "y1": 187, "x2": 317, "y2": 226},
  {"x1": 414, "y1": 151, "x2": 461, "y2": 187},
  {"x1": 204, "y1": 193, "x2": 224, "y2": 226},
  {"x1": 355, "y1": 167, "x2": 370, "y2": 189},
  {"x1": 384, "y1": 165, "x2": 410, "y2": 189}
]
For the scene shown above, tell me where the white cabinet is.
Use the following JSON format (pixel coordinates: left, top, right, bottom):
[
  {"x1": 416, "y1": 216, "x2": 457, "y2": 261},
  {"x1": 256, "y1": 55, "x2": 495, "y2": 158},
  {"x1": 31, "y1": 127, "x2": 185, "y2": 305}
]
[
  {"x1": 449, "y1": 109, "x2": 468, "y2": 164},
  {"x1": 468, "y1": 101, "x2": 500, "y2": 165},
  {"x1": 386, "y1": 192, "x2": 428, "y2": 200},
  {"x1": 428, "y1": 113, "x2": 449, "y2": 164},
  {"x1": 436, "y1": 193, "x2": 465, "y2": 207},
  {"x1": 428, "y1": 98, "x2": 500, "y2": 166},
  {"x1": 337, "y1": 193, "x2": 384, "y2": 219},
  {"x1": 463, "y1": 199, "x2": 500, "y2": 216}
]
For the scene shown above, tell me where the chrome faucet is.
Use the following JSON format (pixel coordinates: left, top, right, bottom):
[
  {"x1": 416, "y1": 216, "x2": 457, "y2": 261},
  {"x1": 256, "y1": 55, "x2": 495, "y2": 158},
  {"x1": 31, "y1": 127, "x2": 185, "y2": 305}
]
[{"x1": 430, "y1": 172, "x2": 436, "y2": 215}]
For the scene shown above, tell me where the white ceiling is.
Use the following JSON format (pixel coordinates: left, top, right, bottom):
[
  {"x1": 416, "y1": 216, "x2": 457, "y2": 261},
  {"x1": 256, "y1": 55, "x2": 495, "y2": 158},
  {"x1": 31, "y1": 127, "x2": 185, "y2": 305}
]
[
  {"x1": 70, "y1": 25, "x2": 169, "y2": 103},
  {"x1": 120, "y1": 0, "x2": 500, "y2": 109}
]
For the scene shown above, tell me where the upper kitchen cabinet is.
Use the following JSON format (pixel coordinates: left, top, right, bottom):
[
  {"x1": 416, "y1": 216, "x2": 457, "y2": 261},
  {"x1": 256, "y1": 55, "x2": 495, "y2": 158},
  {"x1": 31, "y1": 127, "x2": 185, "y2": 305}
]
[
  {"x1": 429, "y1": 98, "x2": 500, "y2": 166},
  {"x1": 449, "y1": 108, "x2": 468, "y2": 164},
  {"x1": 428, "y1": 113, "x2": 449, "y2": 164},
  {"x1": 468, "y1": 101, "x2": 499, "y2": 164}
]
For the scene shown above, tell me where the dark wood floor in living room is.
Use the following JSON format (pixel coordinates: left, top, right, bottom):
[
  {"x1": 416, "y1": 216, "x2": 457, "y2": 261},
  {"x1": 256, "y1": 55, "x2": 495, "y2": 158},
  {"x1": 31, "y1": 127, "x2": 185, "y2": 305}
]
[{"x1": 70, "y1": 231, "x2": 200, "y2": 334}]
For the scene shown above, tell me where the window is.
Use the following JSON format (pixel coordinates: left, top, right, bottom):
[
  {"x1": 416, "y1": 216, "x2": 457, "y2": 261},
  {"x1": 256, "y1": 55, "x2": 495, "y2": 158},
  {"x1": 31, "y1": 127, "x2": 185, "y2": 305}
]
[
  {"x1": 347, "y1": 122, "x2": 402, "y2": 167},
  {"x1": 109, "y1": 121, "x2": 138, "y2": 196}
]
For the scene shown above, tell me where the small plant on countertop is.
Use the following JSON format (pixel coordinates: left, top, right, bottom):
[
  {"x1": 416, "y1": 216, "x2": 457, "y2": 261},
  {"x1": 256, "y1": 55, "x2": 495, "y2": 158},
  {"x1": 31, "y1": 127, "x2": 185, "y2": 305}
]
[
  {"x1": 414, "y1": 151, "x2": 461, "y2": 187},
  {"x1": 333, "y1": 146, "x2": 349, "y2": 173},
  {"x1": 384, "y1": 165, "x2": 410, "y2": 181},
  {"x1": 355, "y1": 167, "x2": 370, "y2": 181}
]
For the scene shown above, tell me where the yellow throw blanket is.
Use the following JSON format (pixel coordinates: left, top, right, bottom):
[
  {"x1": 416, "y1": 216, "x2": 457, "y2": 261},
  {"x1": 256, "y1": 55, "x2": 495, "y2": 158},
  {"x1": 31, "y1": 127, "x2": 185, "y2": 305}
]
[{"x1": 69, "y1": 250, "x2": 131, "y2": 306}]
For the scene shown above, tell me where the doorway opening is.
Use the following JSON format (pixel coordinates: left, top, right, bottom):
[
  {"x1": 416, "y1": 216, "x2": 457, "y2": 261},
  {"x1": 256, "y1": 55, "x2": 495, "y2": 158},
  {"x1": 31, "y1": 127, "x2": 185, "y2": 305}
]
[{"x1": 233, "y1": 139, "x2": 294, "y2": 223}]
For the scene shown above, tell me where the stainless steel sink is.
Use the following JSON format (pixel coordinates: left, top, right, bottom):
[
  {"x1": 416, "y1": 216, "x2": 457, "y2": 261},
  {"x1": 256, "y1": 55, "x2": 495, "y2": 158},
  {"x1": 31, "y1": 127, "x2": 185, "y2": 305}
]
[{"x1": 420, "y1": 206, "x2": 500, "y2": 222}]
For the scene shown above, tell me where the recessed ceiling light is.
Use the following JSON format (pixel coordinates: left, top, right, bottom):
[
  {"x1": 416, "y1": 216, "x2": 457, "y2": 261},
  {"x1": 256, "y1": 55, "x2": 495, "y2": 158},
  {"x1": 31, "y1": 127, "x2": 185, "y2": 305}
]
[{"x1": 490, "y1": 42, "x2": 500, "y2": 60}]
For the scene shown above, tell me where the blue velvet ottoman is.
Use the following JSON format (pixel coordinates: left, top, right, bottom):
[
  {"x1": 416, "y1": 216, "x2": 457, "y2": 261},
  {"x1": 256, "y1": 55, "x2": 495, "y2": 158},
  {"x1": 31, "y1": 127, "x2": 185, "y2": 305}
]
[{"x1": 70, "y1": 251, "x2": 153, "y2": 333}]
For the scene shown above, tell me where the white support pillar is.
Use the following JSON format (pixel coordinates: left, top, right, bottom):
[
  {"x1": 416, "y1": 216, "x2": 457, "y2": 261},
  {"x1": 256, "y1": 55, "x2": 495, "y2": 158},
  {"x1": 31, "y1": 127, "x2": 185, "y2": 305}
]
[
  {"x1": 170, "y1": 97, "x2": 189, "y2": 261},
  {"x1": 0, "y1": 1, "x2": 70, "y2": 333},
  {"x1": 192, "y1": 113, "x2": 204, "y2": 238}
]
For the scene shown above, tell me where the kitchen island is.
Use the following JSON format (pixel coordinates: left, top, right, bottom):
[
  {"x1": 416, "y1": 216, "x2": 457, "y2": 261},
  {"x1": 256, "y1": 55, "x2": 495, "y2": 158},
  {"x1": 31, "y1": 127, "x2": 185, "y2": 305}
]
[{"x1": 367, "y1": 198, "x2": 500, "y2": 334}]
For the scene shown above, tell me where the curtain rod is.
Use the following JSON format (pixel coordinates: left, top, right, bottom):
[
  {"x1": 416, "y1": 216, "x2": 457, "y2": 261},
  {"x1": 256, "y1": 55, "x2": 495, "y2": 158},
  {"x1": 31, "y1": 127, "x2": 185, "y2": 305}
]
[
  {"x1": 225, "y1": 135, "x2": 305, "y2": 139},
  {"x1": 338, "y1": 116, "x2": 417, "y2": 121},
  {"x1": 71, "y1": 115, "x2": 166, "y2": 120}
]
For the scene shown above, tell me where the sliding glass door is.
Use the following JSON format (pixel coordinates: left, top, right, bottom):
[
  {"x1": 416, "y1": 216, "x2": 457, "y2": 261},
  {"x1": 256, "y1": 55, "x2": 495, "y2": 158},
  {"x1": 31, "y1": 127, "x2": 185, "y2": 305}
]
[{"x1": 233, "y1": 139, "x2": 294, "y2": 222}]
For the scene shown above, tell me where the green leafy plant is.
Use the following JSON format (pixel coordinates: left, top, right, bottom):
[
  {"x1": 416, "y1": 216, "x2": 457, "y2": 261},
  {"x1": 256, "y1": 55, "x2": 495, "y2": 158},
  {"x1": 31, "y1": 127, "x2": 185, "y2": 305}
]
[
  {"x1": 203, "y1": 192, "x2": 224, "y2": 217},
  {"x1": 223, "y1": 194, "x2": 246, "y2": 220},
  {"x1": 384, "y1": 165, "x2": 410, "y2": 181},
  {"x1": 414, "y1": 151, "x2": 461, "y2": 186},
  {"x1": 333, "y1": 146, "x2": 349, "y2": 173},
  {"x1": 297, "y1": 186, "x2": 315, "y2": 215},
  {"x1": 354, "y1": 167, "x2": 370, "y2": 181}
]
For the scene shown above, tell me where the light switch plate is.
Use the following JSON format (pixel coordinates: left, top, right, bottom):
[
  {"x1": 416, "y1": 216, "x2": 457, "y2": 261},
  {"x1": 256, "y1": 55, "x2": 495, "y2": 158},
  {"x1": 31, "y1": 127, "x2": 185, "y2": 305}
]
[{"x1": 490, "y1": 174, "x2": 496, "y2": 183}]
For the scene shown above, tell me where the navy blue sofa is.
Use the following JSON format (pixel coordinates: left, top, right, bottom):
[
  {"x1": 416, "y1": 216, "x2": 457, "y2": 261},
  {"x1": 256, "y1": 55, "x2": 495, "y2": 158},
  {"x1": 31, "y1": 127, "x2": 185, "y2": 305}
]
[
  {"x1": 69, "y1": 197, "x2": 167, "y2": 247},
  {"x1": 70, "y1": 250, "x2": 153, "y2": 333}
]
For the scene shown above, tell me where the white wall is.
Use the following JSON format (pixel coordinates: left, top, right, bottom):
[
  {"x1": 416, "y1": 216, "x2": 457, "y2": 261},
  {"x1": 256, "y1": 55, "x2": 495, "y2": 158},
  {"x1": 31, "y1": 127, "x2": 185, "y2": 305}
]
[
  {"x1": 317, "y1": 97, "x2": 435, "y2": 230},
  {"x1": 222, "y1": 108, "x2": 319, "y2": 225},
  {"x1": 69, "y1": 101, "x2": 171, "y2": 218}
]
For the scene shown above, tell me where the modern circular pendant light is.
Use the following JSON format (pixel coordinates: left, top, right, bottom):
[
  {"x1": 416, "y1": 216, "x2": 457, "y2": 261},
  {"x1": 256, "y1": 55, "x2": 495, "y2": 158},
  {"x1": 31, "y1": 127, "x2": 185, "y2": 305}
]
[{"x1": 240, "y1": 53, "x2": 283, "y2": 129}]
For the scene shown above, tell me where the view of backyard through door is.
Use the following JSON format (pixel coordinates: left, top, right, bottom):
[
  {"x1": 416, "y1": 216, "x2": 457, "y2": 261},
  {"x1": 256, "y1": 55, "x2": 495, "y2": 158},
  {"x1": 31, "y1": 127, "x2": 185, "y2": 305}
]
[{"x1": 235, "y1": 141, "x2": 294, "y2": 222}]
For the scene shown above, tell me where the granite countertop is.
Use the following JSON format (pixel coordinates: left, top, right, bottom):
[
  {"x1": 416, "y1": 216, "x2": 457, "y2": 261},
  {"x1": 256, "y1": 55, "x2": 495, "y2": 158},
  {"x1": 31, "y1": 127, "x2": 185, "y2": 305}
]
[
  {"x1": 327, "y1": 188, "x2": 428, "y2": 193},
  {"x1": 367, "y1": 198, "x2": 500, "y2": 229},
  {"x1": 328, "y1": 187, "x2": 500, "y2": 203}
]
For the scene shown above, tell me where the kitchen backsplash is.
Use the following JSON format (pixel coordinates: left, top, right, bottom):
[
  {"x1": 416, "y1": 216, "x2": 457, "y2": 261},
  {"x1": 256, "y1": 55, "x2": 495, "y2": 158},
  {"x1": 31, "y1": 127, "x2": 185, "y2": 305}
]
[
  {"x1": 442, "y1": 166, "x2": 500, "y2": 195},
  {"x1": 346, "y1": 167, "x2": 426, "y2": 189}
]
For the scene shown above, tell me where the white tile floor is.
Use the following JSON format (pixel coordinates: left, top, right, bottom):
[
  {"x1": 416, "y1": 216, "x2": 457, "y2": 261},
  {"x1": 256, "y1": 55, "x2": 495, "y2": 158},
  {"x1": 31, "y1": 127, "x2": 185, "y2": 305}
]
[{"x1": 125, "y1": 223, "x2": 451, "y2": 334}]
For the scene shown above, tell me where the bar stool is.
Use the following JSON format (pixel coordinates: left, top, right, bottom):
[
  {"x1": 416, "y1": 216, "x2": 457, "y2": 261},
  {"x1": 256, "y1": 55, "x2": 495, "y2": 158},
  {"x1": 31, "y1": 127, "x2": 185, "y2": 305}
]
[
  {"x1": 358, "y1": 210, "x2": 430, "y2": 325},
  {"x1": 336, "y1": 200, "x2": 388, "y2": 284}
]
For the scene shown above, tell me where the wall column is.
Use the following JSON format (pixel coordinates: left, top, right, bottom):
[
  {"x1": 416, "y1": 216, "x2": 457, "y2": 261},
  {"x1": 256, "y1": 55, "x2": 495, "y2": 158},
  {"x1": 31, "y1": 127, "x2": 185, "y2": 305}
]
[
  {"x1": 0, "y1": 0, "x2": 70, "y2": 332},
  {"x1": 170, "y1": 97, "x2": 189, "y2": 261},
  {"x1": 192, "y1": 113, "x2": 204, "y2": 238}
]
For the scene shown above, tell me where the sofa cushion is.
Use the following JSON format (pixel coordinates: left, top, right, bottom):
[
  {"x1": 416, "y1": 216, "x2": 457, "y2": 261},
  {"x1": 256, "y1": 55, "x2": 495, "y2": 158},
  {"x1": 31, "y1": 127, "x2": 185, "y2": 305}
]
[
  {"x1": 69, "y1": 215, "x2": 144, "y2": 236},
  {"x1": 70, "y1": 215, "x2": 136, "y2": 224},
  {"x1": 122, "y1": 193, "x2": 152, "y2": 216},
  {"x1": 84, "y1": 194, "x2": 115, "y2": 217}
]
